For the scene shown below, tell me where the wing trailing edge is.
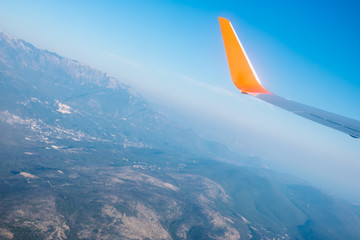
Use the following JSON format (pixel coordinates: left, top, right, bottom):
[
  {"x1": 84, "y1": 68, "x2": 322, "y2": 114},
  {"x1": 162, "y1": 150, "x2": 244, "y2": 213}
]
[{"x1": 218, "y1": 17, "x2": 360, "y2": 138}]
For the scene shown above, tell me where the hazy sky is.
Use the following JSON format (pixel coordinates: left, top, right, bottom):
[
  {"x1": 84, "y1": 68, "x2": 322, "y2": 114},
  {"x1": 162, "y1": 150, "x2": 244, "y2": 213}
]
[{"x1": 1, "y1": 0, "x2": 359, "y2": 202}]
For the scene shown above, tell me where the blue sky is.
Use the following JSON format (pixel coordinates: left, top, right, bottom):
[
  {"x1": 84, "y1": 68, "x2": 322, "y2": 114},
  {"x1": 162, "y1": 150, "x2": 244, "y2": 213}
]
[{"x1": 1, "y1": 0, "x2": 360, "y2": 202}]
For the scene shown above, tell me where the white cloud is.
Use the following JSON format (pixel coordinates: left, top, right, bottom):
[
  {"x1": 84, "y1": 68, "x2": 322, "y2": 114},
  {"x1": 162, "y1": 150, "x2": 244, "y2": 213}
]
[{"x1": 57, "y1": 102, "x2": 71, "y2": 114}]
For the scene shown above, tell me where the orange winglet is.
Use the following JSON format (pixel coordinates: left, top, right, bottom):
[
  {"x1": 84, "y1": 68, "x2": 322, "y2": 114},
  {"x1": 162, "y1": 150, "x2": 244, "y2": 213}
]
[{"x1": 219, "y1": 17, "x2": 271, "y2": 95}]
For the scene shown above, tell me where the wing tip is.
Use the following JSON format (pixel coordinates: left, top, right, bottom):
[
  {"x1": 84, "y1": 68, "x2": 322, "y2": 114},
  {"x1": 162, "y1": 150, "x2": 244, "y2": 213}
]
[
  {"x1": 218, "y1": 17, "x2": 272, "y2": 95},
  {"x1": 218, "y1": 16, "x2": 230, "y2": 22}
]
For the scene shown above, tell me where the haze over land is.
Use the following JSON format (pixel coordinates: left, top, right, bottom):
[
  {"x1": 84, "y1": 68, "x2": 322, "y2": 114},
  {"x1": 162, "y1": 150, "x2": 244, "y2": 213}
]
[{"x1": 0, "y1": 29, "x2": 360, "y2": 240}]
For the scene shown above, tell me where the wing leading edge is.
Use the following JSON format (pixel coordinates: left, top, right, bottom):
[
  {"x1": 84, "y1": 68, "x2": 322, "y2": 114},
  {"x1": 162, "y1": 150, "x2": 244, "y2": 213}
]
[{"x1": 218, "y1": 17, "x2": 360, "y2": 138}]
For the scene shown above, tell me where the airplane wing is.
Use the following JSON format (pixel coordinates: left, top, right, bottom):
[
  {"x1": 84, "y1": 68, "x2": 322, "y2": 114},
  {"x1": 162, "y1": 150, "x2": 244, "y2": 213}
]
[{"x1": 218, "y1": 17, "x2": 360, "y2": 138}]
